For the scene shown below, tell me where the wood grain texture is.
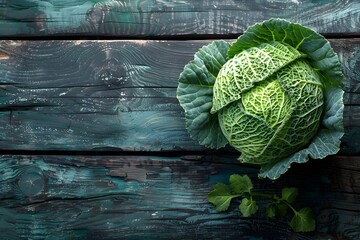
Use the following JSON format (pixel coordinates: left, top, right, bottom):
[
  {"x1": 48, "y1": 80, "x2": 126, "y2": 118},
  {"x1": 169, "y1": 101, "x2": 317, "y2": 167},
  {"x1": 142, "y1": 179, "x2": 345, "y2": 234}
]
[
  {"x1": 0, "y1": 2, "x2": 359, "y2": 240},
  {"x1": 0, "y1": 154, "x2": 359, "y2": 239},
  {"x1": 0, "y1": 0, "x2": 359, "y2": 37},
  {"x1": 0, "y1": 39, "x2": 359, "y2": 152}
]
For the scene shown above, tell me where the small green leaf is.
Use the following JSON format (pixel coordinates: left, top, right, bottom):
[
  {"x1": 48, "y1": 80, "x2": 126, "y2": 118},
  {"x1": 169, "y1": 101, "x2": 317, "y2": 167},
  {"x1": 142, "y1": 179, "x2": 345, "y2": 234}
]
[
  {"x1": 281, "y1": 187, "x2": 299, "y2": 204},
  {"x1": 230, "y1": 174, "x2": 253, "y2": 194},
  {"x1": 239, "y1": 198, "x2": 258, "y2": 217},
  {"x1": 266, "y1": 202, "x2": 288, "y2": 218},
  {"x1": 289, "y1": 208, "x2": 316, "y2": 232},
  {"x1": 266, "y1": 204, "x2": 277, "y2": 218},
  {"x1": 208, "y1": 183, "x2": 239, "y2": 212}
]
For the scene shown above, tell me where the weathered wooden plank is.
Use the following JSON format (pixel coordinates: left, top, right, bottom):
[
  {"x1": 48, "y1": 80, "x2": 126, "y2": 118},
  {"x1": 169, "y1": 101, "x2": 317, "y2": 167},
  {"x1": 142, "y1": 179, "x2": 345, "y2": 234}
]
[
  {"x1": 0, "y1": 39, "x2": 359, "y2": 152},
  {"x1": 0, "y1": 154, "x2": 359, "y2": 239},
  {"x1": 0, "y1": 0, "x2": 359, "y2": 37}
]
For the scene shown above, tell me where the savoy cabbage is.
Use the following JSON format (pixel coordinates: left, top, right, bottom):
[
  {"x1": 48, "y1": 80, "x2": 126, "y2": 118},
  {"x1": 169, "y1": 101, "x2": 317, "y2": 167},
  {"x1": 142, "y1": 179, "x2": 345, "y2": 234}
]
[{"x1": 177, "y1": 18, "x2": 344, "y2": 179}]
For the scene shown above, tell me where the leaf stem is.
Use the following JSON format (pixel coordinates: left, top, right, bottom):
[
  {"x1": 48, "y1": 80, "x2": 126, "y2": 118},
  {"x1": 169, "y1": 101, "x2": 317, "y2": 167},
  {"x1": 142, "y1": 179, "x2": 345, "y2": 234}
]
[
  {"x1": 250, "y1": 191, "x2": 276, "y2": 199},
  {"x1": 282, "y1": 200, "x2": 298, "y2": 214}
]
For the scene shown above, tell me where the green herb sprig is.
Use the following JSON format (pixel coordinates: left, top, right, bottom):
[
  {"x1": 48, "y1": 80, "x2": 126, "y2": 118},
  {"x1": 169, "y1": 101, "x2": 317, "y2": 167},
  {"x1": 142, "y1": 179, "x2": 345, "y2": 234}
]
[{"x1": 208, "y1": 174, "x2": 316, "y2": 232}]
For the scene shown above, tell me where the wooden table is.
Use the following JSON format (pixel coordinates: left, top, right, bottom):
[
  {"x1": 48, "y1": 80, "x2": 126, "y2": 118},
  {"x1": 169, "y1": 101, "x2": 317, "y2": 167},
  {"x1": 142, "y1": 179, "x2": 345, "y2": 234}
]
[{"x1": 0, "y1": 1, "x2": 359, "y2": 239}]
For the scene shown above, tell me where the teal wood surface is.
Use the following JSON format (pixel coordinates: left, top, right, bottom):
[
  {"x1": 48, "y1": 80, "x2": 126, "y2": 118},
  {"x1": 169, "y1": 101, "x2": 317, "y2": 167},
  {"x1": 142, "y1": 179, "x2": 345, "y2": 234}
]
[
  {"x1": 1, "y1": 154, "x2": 359, "y2": 239},
  {"x1": 0, "y1": 1, "x2": 360, "y2": 240},
  {"x1": 0, "y1": 39, "x2": 359, "y2": 152},
  {"x1": 0, "y1": 0, "x2": 359, "y2": 37}
]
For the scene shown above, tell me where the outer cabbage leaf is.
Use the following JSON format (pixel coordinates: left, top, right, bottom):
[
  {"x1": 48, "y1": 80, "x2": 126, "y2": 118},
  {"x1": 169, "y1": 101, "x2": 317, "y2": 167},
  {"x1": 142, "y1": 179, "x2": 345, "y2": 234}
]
[{"x1": 177, "y1": 40, "x2": 230, "y2": 149}]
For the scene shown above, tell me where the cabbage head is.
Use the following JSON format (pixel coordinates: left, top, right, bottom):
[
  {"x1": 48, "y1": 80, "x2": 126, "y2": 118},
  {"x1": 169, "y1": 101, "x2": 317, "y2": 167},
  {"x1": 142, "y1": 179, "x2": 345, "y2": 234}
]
[{"x1": 177, "y1": 19, "x2": 344, "y2": 179}]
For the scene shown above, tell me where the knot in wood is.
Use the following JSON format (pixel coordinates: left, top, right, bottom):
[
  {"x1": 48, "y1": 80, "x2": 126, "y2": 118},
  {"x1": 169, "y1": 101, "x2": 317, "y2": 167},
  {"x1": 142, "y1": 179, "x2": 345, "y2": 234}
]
[
  {"x1": 96, "y1": 59, "x2": 129, "y2": 87},
  {"x1": 86, "y1": 7, "x2": 103, "y2": 29},
  {"x1": 18, "y1": 167, "x2": 45, "y2": 197}
]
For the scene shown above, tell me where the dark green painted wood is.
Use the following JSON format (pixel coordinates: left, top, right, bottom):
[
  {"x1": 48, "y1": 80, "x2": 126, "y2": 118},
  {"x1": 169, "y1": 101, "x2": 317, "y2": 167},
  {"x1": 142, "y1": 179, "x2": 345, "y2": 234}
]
[
  {"x1": 0, "y1": 39, "x2": 359, "y2": 152},
  {"x1": 0, "y1": 0, "x2": 359, "y2": 37},
  {"x1": 0, "y1": 154, "x2": 359, "y2": 239}
]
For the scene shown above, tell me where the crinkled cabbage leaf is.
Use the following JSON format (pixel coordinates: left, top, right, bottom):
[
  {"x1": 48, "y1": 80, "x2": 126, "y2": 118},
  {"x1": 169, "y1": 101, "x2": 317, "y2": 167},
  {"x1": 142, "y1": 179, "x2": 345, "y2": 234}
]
[{"x1": 177, "y1": 18, "x2": 344, "y2": 179}]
